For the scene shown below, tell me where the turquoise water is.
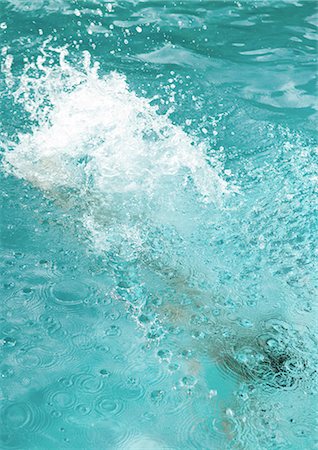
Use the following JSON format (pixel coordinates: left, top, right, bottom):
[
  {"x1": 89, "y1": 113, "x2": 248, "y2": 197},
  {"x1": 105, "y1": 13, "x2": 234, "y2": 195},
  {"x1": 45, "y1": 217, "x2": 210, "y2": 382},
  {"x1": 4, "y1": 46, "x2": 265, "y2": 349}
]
[{"x1": 0, "y1": 0, "x2": 317, "y2": 449}]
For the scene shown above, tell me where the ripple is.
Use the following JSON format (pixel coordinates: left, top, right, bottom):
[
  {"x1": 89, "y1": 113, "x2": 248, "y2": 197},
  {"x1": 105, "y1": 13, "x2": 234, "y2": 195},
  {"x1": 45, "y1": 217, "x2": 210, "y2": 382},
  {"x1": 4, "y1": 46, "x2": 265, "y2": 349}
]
[
  {"x1": 3, "y1": 291, "x2": 36, "y2": 315},
  {"x1": 74, "y1": 404, "x2": 92, "y2": 416},
  {"x1": 39, "y1": 314, "x2": 64, "y2": 338},
  {"x1": 15, "y1": 346, "x2": 58, "y2": 369},
  {"x1": 137, "y1": 357, "x2": 168, "y2": 388},
  {"x1": 175, "y1": 409, "x2": 219, "y2": 449},
  {"x1": 94, "y1": 396, "x2": 124, "y2": 417},
  {"x1": 71, "y1": 333, "x2": 94, "y2": 350},
  {"x1": 115, "y1": 376, "x2": 145, "y2": 401},
  {"x1": 211, "y1": 414, "x2": 244, "y2": 448},
  {"x1": 49, "y1": 391, "x2": 77, "y2": 410},
  {"x1": 1, "y1": 401, "x2": 52, "y2": 436},
  {"x1": 1, "y1": 402, "x2": 32, "y2": 429},
  {"x1": 164, "y1": 387, "x2": 192, "y2": 417},
  {"x1": 51, "y1": 279, "x2": 92, "y2": 306},
  {"x1": 73, "y1": 373, "x2": 104, "y2": 394},
  {"x1": 58, "y1": 376, "x2": 74, "y2": 388}
]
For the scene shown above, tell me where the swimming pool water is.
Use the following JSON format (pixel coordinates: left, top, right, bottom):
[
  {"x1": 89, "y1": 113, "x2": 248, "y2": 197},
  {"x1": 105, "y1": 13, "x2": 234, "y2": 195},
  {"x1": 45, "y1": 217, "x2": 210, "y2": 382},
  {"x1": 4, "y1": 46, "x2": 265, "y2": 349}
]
[{"x1": 0, "y1": 1, "x2": 317, "y2": 449}]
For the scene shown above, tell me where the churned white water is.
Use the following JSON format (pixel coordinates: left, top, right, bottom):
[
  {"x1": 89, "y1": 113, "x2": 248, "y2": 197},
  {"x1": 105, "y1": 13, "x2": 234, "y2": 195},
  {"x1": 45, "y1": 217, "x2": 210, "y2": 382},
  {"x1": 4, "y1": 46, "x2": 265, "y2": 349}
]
[
  {"x1": 3, "y1": 50, "x2": 228, "y2": 256},
  {"x1": 1, "y1": 34, "x2": 317, "y2": 449}
]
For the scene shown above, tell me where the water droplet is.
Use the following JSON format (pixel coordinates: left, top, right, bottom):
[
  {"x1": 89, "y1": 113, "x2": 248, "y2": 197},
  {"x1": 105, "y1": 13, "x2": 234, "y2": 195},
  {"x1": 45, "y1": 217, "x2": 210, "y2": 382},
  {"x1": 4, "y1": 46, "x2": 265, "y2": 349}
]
[
  {"x1": 105, "y1": 325, "x2": 121, "y2": 336},
  {"x1": 1, "y1": 337, "x2": 16, "y2": 348},
  {"x1": 181, "y1": 376, "x2": 197, "y2": 388},
  {"x1": 157, "y1": 349, "x2": 171, "y2": 361},
  {"x1": 22, "y1": 287, "x2": 32, "y2": 294},
  {"x1": 150, "y1": 390, "x2": 165, "y2": 404},
  {"x1": 208, "y1": 389, "x2": 217, "y2": 398},
  {"x1": 75, "y1": 404, "x2": 91, "y2": 416}
]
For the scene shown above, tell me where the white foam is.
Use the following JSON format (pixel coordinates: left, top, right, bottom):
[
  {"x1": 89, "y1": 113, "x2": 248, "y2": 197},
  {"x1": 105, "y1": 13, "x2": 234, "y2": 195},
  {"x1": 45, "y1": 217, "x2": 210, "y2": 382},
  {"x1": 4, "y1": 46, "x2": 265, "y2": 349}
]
[{"x1": 2, "y1": 50, "x2": 228, "y2": 255}]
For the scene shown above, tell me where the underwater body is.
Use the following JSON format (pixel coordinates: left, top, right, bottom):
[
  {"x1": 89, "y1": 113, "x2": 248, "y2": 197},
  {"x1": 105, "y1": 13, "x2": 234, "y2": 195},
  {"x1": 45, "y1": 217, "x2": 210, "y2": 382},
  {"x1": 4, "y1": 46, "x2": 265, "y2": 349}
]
[{"x1": 0, "y1": 0, "x2": 317, "y2": 449}]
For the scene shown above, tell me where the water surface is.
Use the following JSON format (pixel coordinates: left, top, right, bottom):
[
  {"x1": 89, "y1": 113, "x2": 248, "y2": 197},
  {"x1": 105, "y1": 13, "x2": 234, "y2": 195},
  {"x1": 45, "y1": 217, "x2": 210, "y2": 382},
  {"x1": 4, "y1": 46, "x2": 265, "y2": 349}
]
[{"x1": 0, "y1": 1, "x2": 317, "y2": 449}]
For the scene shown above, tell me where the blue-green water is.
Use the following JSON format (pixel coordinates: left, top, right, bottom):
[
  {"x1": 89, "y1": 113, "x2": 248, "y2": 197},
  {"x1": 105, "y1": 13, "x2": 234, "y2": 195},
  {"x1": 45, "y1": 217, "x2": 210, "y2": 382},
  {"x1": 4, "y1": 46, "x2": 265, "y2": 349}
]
[{"x1": 0, "y1": 1, "x2": 317, "y2": 449}]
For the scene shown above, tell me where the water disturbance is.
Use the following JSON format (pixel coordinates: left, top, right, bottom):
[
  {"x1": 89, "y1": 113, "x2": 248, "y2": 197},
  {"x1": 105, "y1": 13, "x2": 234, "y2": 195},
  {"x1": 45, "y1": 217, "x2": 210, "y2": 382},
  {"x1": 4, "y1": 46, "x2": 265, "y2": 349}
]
[{"x1": 0, "y1": 1, "x2": 317, "y2": 449}]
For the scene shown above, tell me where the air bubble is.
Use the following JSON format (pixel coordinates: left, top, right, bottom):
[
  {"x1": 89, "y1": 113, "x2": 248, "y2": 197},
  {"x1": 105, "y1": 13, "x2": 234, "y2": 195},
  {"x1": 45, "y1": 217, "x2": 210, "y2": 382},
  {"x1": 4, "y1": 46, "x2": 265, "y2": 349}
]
[
  {"x1": 181, "y1": 376, "x2": 197, "y2": 388},
  {"x1": 1, "y1": 336, "x2": 16, "y2": 348},
  {"x1": 106, "y1": 325, "x2": 121, "y2": 336},
  {"x1": 75, "y1": 404, "x2": 91, "y2": 416},
  {"x1": 150, "y1": 390, "x2": 165, "y2": 404}
]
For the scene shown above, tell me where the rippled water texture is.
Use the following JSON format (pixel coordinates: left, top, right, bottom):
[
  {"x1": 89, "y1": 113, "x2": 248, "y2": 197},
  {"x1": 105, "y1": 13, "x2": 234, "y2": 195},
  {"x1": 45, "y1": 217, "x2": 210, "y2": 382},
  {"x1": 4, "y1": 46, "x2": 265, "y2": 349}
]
[{"x1": 0, "y1": 1, "x2": 317, "y2": 449}]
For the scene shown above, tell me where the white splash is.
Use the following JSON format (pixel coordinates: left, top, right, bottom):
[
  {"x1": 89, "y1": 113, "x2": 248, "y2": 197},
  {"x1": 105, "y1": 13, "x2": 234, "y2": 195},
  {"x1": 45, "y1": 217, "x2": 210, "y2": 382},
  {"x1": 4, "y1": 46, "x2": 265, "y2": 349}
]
[{"x1": 2, "y1": 49, "x2": 228, "y2": 255}]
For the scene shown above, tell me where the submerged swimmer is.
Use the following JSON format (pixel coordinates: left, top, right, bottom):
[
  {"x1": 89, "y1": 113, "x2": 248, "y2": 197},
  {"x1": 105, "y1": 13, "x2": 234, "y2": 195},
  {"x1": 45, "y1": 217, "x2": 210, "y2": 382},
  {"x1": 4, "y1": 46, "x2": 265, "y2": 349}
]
[{"x1": 2, "y1": 63, "x2": 314, "y2": 400}]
